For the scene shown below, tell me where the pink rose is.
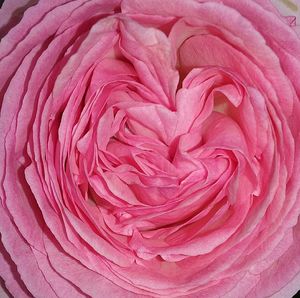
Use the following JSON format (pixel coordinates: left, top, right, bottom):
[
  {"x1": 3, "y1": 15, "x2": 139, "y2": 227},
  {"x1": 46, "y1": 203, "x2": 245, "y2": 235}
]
[{"x1": 1, "y1": 0, "x2": 300, "y2": 297}]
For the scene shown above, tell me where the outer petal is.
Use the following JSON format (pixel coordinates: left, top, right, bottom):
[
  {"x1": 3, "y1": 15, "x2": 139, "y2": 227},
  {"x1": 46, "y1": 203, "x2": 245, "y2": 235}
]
[
  {"x1": 0, "y1": 207, "x2": 57, "y2": 297},
  {"x1": 0, "y1": 0, "x2": 38, "y2": 38},
  {"x1": 0, "y1": 240, "x2": 31, "y2": 298}
]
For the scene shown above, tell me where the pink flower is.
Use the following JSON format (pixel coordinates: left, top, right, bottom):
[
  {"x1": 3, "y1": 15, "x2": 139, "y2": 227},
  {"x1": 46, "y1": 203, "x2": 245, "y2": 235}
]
[{"x1": 1, "y1": 0, "x2": 300, "y2": 297}]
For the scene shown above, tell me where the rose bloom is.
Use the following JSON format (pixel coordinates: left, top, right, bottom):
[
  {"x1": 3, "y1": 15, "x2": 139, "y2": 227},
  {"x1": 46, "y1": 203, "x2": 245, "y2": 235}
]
[{"x1": 0, "y1": 0, "x2": 300, "y2": 297}]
